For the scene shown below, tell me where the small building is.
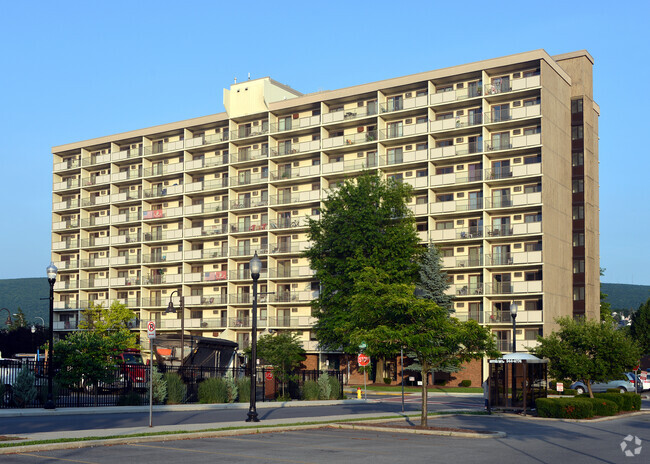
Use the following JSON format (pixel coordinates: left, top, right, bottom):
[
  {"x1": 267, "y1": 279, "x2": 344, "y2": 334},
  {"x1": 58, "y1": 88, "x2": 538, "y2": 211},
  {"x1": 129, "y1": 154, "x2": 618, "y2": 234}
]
[{"x1": 488, "y1": 353, "x2": 547, "y2": 410}]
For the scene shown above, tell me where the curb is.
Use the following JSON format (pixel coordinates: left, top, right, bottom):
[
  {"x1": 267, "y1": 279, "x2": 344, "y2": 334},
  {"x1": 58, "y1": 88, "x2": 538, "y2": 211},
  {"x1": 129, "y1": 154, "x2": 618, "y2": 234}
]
[
  {"x1": 499, "y1": 410, "x2": 650, "y2": 423},
  {"x1": 334, "y1": 422, "x2": 506, "y2": 439}
]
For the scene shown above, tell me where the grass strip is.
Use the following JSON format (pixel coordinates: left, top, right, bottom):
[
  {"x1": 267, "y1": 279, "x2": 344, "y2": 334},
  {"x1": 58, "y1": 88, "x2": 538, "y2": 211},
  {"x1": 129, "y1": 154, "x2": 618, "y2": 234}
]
[
  {"x1": 0, "y1": 410, "x2": 487, "y2": 449},
  {"x1": 360, "y1": 385, "x2": 483, "y2": 393}
]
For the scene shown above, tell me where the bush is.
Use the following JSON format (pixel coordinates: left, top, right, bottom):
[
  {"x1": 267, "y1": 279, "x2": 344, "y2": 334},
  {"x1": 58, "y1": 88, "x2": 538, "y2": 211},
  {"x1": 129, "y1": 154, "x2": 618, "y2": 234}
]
[
  {"x1": 225, "y1": 374, "x2": 238, "y2": 403},
  {"x1": 623, "y1": 392, "x2": 642, "y2": 411},
  {"x1": 535, "y1": 397, "x2": 593, "y2": 419},
  {"x1": 302, "y1": 380, "x2": 319, "y2": 400},
  {"x1": 460, "y1": 380, "x2": 472, "y2": 388},
  {"x1": 147, "y1": 365, "x2": 167, "y2": 404},
  {"x1": 328, "y1": 375, "x2": 341, "y2": 399},
  {"x1": 237, "y1": 377, "x2": 250, "y2": 403},
  {"x1": 383, "y1": 377, "x2": 392, "y2": 385},
  {"x1": 586, "y1": 393, "x2": 625, "y2": 410},
  {"x1": 38, "y1": 381, "x2": 62, "y2": 405},
  {"x1": 563, "y1": 389, "x2": 577, "y2": 396},
  {"x1": 606, "y1": 388, "x2": 621, "y2": 393},
  {"x1": 588, "y1": 398, "x2": 618, "y2": 416},
  {"x1": 434, "y1": 379, "x2": 447, "y2": 386},
  {"x1": 198, "y1": 377, "x2": 228, "y2": 403},
  {"x1": 117, "y1": 390, "x2": 142, "y2": 406},
  {"x1": 318, "y1": 373, "x2": 332, "y2": 400},
  {"x1": 276, "y1": 393, "x2": 291, "y2": 402},
  {"x1": 12, "y1": 367, "x2": 37, "y2": 408},
  {"x1": 164, "y1": 372, "x2": 187, "y2": 404}
]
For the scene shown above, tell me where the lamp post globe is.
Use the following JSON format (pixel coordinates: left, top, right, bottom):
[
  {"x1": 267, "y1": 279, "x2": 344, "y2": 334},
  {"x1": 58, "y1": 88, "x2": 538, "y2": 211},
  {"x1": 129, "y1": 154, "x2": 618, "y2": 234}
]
[
  {"x1": 246, "y1": 251, "x2": 261, "y2": 422},
  {"x1": 45, "y1": 262, "x2": 57, "y2": 409},
  {"x1": 510, "y1": 301, "x2": 518, "y2": 353}
]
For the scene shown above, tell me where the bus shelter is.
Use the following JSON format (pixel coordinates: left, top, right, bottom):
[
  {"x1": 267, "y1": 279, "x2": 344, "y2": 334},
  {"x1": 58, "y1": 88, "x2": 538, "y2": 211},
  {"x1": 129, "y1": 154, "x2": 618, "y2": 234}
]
[{"x1": 488, "y1": 353, "x2": 547, "y2": 411}]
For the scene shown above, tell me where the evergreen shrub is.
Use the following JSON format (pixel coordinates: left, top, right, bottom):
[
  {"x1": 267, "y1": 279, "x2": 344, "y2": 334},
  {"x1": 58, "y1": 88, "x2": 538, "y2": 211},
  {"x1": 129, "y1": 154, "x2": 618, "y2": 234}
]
[
  {"x1": 164, "y1": 372, "x2": 187, "y2": 404},
  {"x1": 198, "y1": 377, "x2": 228, "y2": 403}
]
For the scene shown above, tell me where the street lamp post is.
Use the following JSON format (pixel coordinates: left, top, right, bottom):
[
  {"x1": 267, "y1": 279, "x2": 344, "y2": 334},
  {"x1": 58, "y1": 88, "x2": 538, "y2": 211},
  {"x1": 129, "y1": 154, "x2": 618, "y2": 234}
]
[
  {"x1": 34, "y1": 317, "x2": 45, "y2": 328},
  {"x1": 246, "y1": 251, "x2": 262, "y2": 423},
  {"x1": 510, "y1": 301, "x2": 518, "y2": 353},
  {"x1": 45, "y1": 262, "x2": 58, "y2": 409},
  {"x1": 166, "y1": 291, "x2": 185, "y2": 363},
  {"x1": 0, "y1": 308, "x2": 12, "y2": 328}
]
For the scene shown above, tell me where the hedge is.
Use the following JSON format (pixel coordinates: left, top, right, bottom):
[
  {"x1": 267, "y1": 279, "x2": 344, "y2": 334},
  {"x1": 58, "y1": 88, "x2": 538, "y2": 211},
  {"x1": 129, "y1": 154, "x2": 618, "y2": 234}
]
[
  {"x1": 198, "y1": 377, "x2": 228, "y2": 403},
  {"x1": 588, "y1": 398, "x2": 618, "y2": 416},
  {"x1": 302, "y1": 380, "x2": 320, "y2": 400},
  {"x1": 536, "y1": 397, "x2": 593, "y2": 419},
  {"x1": 623, "y1": 392, "x2": 642, "y2": 411}
]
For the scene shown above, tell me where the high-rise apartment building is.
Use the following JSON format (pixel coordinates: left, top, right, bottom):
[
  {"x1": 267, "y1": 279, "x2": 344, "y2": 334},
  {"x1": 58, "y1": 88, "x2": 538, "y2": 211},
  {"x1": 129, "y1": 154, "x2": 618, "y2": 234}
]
[{"x1": 51, "y1": 49, "x2": 598, "y2": 372}]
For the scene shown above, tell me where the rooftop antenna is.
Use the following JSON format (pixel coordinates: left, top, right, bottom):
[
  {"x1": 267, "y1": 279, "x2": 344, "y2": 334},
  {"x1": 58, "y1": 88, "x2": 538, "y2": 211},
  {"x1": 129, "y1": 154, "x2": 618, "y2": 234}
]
[
  {"x1": 248, "y1": 73, "x2": 251, "y2": 80},
  {"x1": 234, "y1": 77, "x2": 237, "y2": 84}
]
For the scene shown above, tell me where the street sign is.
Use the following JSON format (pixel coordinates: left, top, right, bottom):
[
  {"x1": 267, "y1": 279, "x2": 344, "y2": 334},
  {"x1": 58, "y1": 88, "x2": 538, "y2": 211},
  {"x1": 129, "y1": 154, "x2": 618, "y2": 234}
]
[
  {"x1": 556, "y1": 382, "x2": 564, "y2": 392},
  {"x1": 358, "y1": 353, "x2": 370, "y2": 367},
  {"x1": 640, "y1": 371, "x2": 647, "y2": 381},
  {"x1": 359, "y1": 342, "x2": 367, "y2": 351},
  {"x1": 147, "y1": 321, "x2": 156, "y2": 339},
  {"x1": 265, "y1": 371, "x2": 273, "y2": 381}
]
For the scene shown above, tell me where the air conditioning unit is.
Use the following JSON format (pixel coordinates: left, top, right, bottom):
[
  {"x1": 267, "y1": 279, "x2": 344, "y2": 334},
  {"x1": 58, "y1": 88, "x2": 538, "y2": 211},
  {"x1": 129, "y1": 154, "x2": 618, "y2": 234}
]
[
  {"x1": 405, "y1": 92, "x2": 412, "y2": 98},
  {"x1": 253, "y1": 144, "x2": 258, "y2": 149},
  {"x1": 293, "y1": 137, "x2": 299, "y2": 143},
  {"x1": 292, "y1": 186, "x2": 298, "y2": 191},
  {"x1": 292, "y1": 235, "x2": 298, "y2": 239},
  {"x1": 253, "y1": 238, "x2": 258, "y2": 242},
  {"x1": 292, "y1": 259, "x2": 298, "y2": 264},
  {"x1": 163, "y1": 246, "x2": 168, "y2": 251},
  {"x1": 293, "y1": 161, "x2": 299, "y2": 167},
  {"x1": 406, "y1": 145, "x2": 413, "y2": 151},
  {"x1": 130, "y1": 228, "x2": 136, "y2": 232}
]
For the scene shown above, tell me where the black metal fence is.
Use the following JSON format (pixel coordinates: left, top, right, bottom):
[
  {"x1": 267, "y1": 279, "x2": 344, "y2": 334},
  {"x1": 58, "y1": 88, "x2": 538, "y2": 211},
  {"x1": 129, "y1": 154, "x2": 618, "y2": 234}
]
[{"x1": 1, "y1": 360, "x2": 344, "y2": 409}]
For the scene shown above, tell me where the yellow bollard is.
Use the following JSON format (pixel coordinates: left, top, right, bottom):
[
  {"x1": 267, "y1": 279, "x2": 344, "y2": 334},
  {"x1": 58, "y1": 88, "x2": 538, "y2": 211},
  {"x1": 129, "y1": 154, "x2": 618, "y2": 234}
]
[{"x1": 357, "y1": 387, "x2": 362, "y2": 399}]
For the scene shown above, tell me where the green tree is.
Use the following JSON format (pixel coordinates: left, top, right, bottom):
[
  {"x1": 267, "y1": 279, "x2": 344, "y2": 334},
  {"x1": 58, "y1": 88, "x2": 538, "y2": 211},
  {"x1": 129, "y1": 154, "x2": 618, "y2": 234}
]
[
  {"x1": 348, "y1": 268, "x2": 498, "y2": 426},
  {"x1": 254, "y1": 332, "x2": 306, "y2": 398},
  {"x1": 532, "y1": 317, "x2": 641, "y2": 397},
  {"x1": 8, "y1": 308, "x2": 28, "y2": 331},
  {"x1": 417, "y1": 242, "x2": 453, "y2": 313},
  {"x1": 12, "y1": 366, "x2": 37, "y2": 407},
  {"x1": 79, "y1": 300, "x2": 137, "y2": 348},
  {"x1": 53, "y1": 330, "x2": 128, "y2": 406},
  {"x1": 630, "y1": 298, "x2": 650, "y2": 355},
  {"x1": 600, "y1": 268, "x2": 613, "y2": 322},
  {"x1": 304, "y1": 172, "x2": 422, "y2": 353}
]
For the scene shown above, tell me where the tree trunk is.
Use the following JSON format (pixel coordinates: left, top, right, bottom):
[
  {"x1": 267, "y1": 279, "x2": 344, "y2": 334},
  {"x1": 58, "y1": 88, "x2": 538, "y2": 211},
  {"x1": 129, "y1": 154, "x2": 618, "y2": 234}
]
[
  {"x1": 586, "y1": 380, "x2": 594, "y2": 398},
  {"x1": 421, "y1": 360, "x2": 429, "y2": 427}
]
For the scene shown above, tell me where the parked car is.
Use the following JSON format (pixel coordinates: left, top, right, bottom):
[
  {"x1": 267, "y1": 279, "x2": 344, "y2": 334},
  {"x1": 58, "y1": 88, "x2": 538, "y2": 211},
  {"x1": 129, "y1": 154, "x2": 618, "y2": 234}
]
[
  {"x1": 570, "y1": 375, "x2": 636, "y2": 394},
  {"x1": 624, "y1": 372, "x2": 650, "y2": 392}
]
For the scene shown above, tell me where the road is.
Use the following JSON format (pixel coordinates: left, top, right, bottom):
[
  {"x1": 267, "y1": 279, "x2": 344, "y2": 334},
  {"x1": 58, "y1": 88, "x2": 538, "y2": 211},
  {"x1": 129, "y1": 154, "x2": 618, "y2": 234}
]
[
  {"x1": 0, "y1": 394, "x2": 484, "y2": 435},
  {"x1": 3, "y1": 414, "x2": 650, "y2": 464}
]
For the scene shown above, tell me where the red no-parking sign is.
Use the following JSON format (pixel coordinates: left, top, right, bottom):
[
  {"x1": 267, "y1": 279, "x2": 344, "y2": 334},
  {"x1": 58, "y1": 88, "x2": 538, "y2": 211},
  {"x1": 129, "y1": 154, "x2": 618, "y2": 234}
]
[
  {"x1": 147, "y1": 321, "x2": 156, "y2": 339},
  {"x1": 265, "y1": 371, "x2": 273, "y2": 381},
  {"x1": 358, "y1": 354, "x2": 370, "y2": 367}
]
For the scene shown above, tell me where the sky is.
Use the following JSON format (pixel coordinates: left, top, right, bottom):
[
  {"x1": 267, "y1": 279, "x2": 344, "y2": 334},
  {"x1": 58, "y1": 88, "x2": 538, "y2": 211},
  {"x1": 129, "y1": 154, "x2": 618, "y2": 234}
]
[{"x1": 0, "y1": 0, "x2": 648, "y2": 284}]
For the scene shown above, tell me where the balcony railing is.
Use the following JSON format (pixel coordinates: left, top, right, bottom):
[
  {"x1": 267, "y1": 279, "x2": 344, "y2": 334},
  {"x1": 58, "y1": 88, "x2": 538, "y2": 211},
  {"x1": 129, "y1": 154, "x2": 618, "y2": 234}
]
[
  {"x1": 430, "y1": 87, "x2": 482, "y2": 105},
  {"x1": 142, "y1": 251, "x2": 183, "y2": 264},
  {"x1": 54, "y1": 178, "x2": 81, "y2": 191},
  {"x1": 80, "y1": 258, "x2": 109, "y2": 268},
  {"x1": 143, "y1": 229, "x2": 184, "y2": 241},
  {"x1": 441, "y1": 256, "x2": 483, "y2": 268},
  {"x1": 322, "y1": 130, "x2": 378, "y2": 149},
  {"x1": 485, "y1": 251, "x2": 542, "y2": 266},
  {"x1": 430, "y1": 141, "x2": 483, "y2": 159},
  {"x1": 110, "y1": 191, "x2": 142, "y2": 203},
  {"x1": 230, "y1": 197, "x2": 269, "y2": 210},
  {"x1": 111, "y1": 147, "x2": 143, "y2": 162},
  {"x1": 229, "y1": 245, "x2": 268, "y2": 257},
  {"x1": 484, "y1": 192, "x2": 541, "y2": 209},
  {"x1": 143, "y1": 140, "x2": 185, "y2": 156},
  {"x1": 430, "y1": 113, "x2": 482, "y2": 132},
  {"x1": 54, "y1": 280, "x2": 79, "y2": 290},
  {"x1": 430, "y1": 198, "x2": 483, "y2": 214},
  {"x1": 269, "y1": 190, "x2": 320, "y2": 206},
  {"x1": 53, "y1": 320, "x2": 80, "y2": 331},
  {"x1": 54, "y1": 260, "x2": 79, "y2": 270},
  {"x1": 268, "y1": 266, "x2": 315, "y2": 278},
  {"x1": 269, "y1": 241, "x2": 310, "y2": 254},
  {"x1": 270, "y1": 164, "x2": 320, "y2": 181},
  {"x1": 142, "y1": 274, "x2": 183, "y2": 285},
  {"x1": 185, "y1": 271, "x2": 228, "y2": 283},
  {"x1": 110, "y1": 233, "x2": 141, "y2": 245},
  {"x1": 81, "y1": 196, "x2": 111, "y2": 207},
  {"x1": 379, "y1": 95, "x2": 428, "y2": 113},
  {"x1": 430, "y1": 226, "x2": 483, "y2": 241},
  {"x1": 184, "y1": 247, "x2": 228, "y2": 260},
  {"x1": 322, "y1": 157, "x2": 377, "y2": 175},
  {"x1": 486, "y1": 310, "x2": 543, "y2": 324},
  {"x1": 185, "y1": 154, "x2": 229, "y2": 171},
  {"x1": 379, "y1": 122, "x2": 428, "y2": 140},
  {"x1": 430, "y1": 171, "x2": 482, "y2": 186},
  {"x1": 53, "y1": 219, "x2": 80, "y2": 231},
  {"x1": 183, "y1": 226, "x2": 227, "y2": 239},
  {"x1": 483, "y1": 280, "x2": 543, "y2": 295},
  {"x1": 53, "y1": 239, "x2": 79, "y2": 251},
  {"x1": 53, "y1": 199, "x2": 81, "y2": 211},
  {"x1": 80, "y1": 236, "x2": 110, "y2": 247},
  {"x1": 486, "y1": 133, "x2": 541, "y2": 152},
  {"x1": 231, "y1": 124, "x2": 269, "y2": 141},
  {"x1": 322, "y1": 105, "x2": 376, "y2": 124},
  {"x1": 230, "y1": 221, "x2": 269, "y2": 233},
  {"x1": 110, "y1": 277, "x2": 141, "y2": 287},
  {"x1": 446, "y1": 284, "x2": 484, "y2": 296},
  {"x1": 272, "y1": 291, "x2": 317, "y2": 303},
  {"x1": 109, "y1": 255, "x2": 141, "y2": 265},
  {"x1": 271, "y1": 114, "x2": 321, "y2": 132},
  {"x1": 81, "y1": 152, "x2": 111, "y2": 167},
  {"x1": 232, "y1": 147, "x2": 268, "y2": 163},
  {"x1": 267, "y1": 316, "x2": 317, "y2": 327},
  {"x1": 54, "y1": 158, "x2": 81, "y2": 171},
  {"x1": 54, "y1": 300, "x2": 81, "y2": 310}
]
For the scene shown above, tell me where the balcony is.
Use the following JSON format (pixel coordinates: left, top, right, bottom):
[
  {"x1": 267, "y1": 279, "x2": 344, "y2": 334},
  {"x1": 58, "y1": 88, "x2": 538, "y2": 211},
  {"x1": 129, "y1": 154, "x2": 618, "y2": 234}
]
[
  {"x1": 185, "y1": 154, "x2": 229, "y2": 171},
  {"x1": 430, "y1": 87, "x2": 482, "y2": 105},
  {"x1": 53, "y1": 199, "x2": 80, "y2": 211},
  {"x1": 232, "y1": 147, "x2": 268, "y2": 163},
  {"x1": 269, "y1": 189, "x2": 320, "y2": 206},
  {"x1": 109, "y1": 255, "x2": 141, "y2": 266},
  {"x1": 110, "y1": 190, "x2": 142, "y2": 203},
  {"x1": 79, "y1": 278, "x2": 109, "y2": 289},
  {"x1": 143, "y1": 140, "x2": 185, "y2": 156},
  {"x1": 80, "y1": 236, "x2": 110, "y2": 247},
  {"x1": 407, "y1": 203, "x2": 428, "y2": 215},
  {"x1": 484, "y1": 192, "x2": 541, "y2": 209},
  {"x1": 430, "y1": 114, "x2": 482, "y2": 132},
  {"x1": 183, "y1": 226, "x2": 227, "y2": 239},
  {"x1": 54, "y1": 178, "x2": 81, "y2": 191},
  {"x1": 142, "y1": 206, "x2": 183, "y2": 220},
  {"x1": 54, "y1": 158, "x2": 81, "y2": 171},
  {"x1": 430, "y1": 170, "x2": 482, "y2": 186},
  {"x1": 185, "y1": 270, "x2": 228, "y2": 283},
  {"x1": 446, "y1": 284, "x2": 484, "y2": 297},
  {"x1": 485, "y1": 251, "x2": 542, "y2": 266},
  {"x1": 486, "y1": 310, "x2": 543, "y2": 324},
  {"x1": 81, "y1": 195, "x2": 111, "y2": 207},
  {"x1": 54, "y1": 300, "x2": 80, "y2": 310},
  {"x1": 268, "y1": 266, "x2": 315, "y2": 279},
  {"x1": 229, "y1": 245, "x2": 268, "y2": 257},
  {"x1": 53, "y1": 219, "x2": 80, "y2": 231},
  {"x1": 272, "y1": 291, "x2": 317, "y2": 303},
  {"x1": 184, "y1": 247, "x2": 227, "y2": 260},
  {"x1": 54, "y1": 260, "x2": 79, "y2": 270},
  {"x1": 229, "y1": 269, "x2": 269, "y2": 280},
  {"x1": 403, "y1": 175, "x2": 429, "y2": 189},
  {"x1": 430, "y1": 198, "x2": 483, "y2": 214},
  {"x1": 109, "y1": 169, "x2": 142, "y2": 183},
  {"x1": 483, "y1": 103, "x2": 541, "y2": 124},
  {"x1": 143, "y1": 251, "x2": 183, "y2": 264},
  {"x1": 185, "y1": 178, "x2": 229, "y2": 193},
  {"x1": 143, "y1": 228, "x2": 183, "y2": 241},
  {"x1": 486, "y1": 75, "x2": 541, "y2": 95},
  {"x1": 271, "y1": 114, "x2": 321, "y2": 132},
  {"x1": 485, "y1": 133, "x2": 541, "y2": 152},
  {"x1": 267, "y1": 315, "x2": 317, "y2": 328},
  {"x1": 483, "y1": 280, "x2": 543, "y2": 295},
  {"x1": 143, "y1": 184, "x2": 184, "y2": 199},
  {"x1": 81, "y1": 152, "x2": 111, "y2": 167},
  {"x1": 81, "y1": 174, "x2": 111, "y2": 187},
  {"x1": 54, "y1": 280, "x2": 79, "y2": 290},
  {"x1": 430, "y1": 226, "x2": 483, "y2": 241},
  {"x1": 53, "y1": 239, "x2": 79, "y2": 251},
  {"x1": 230, "y1": 198, "x2": 269, "y2": 211},
  {"x1": 230, "y1": 173, "x2": 268, "y2": 187},
  {"x1": 81, "y1": 216, "x2": 110, "y2": 228},
  {"x1": 111, "y1": 147, "x2": 143, "y2": 162},
  {"x1": 53, "y1": 320, "x2": 80, "y2": 331},
  {"x1": 272, "y1": 164, "x2": 320, "y2": 182},
  {"x1": 379, "y1": 122, "x2": 428, "y2": 140},
  {"x1": 484, "y1": 221, "x2": 542, "y2": 238},
  {"x1": 484, "y1": 162, "x2": 541, "y2": 181},
  {"x1": 142, "y1": 273, "x2": 183, "y2": 285},
  {"x1": 230, "y1": 221, "x2": 269, "y2": 233},
  {"x1": 322, "y1": 130, "x2": 378, "y2": 149},
  {"x1": 322, "y1": 106, "x2": 376, "y2": 125},
  {"x1": 184, "y1": 132, "x2": 229, "y2": 149},
  {"x1": 269, "y1": 215, "x2": 315, "y2": 230},
  {"x1": 110, "y1": 276, "x2": 141, "y2": 287},
  {"x1": 231, "y1": 124, "x2": 269, "y2": 141},
  {"x1": 184, "y1": 295, "x2": 229, "y2": 306},
  {"x1": 379, "y1": 148, "x2": 428, "y2": 167},
  {"x1": 322, "y1": 157, "x2": 377, "y2": 175},
  {"x1": 454, "y1": 311, "x2": 484, "y2": 323},
  {"x1": 441, "y1": 256, "x2": 483, "y2": 268},
  {"x1": 430, "y1": 141, "x2": 483, "y2": 159},
  {"x1": 143, "y1": 318, "x2": 228, "y2": 330},
  {"x1": 379, "y1": 95, "x2": 428, "y2": 113},
  {"x1": 269, "y1": 241, "x2": 310, "y2": 254},
  {"x1": 80, "y1": 257, "x2": 109, "y2": 268}
]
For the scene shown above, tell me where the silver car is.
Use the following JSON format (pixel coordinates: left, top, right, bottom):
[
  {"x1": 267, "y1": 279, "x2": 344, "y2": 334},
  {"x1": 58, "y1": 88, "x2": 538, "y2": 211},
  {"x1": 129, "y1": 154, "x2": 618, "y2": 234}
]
[{"x1": 570, "y1": 375, "x2": 636, "y2": 394}]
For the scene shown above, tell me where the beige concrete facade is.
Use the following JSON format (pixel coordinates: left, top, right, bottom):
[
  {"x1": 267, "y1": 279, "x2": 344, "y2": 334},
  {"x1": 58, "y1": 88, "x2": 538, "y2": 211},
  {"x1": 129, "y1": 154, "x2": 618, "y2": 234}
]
[{"x1": 51, "y1": 49, "x2": 598, "y2": 360}]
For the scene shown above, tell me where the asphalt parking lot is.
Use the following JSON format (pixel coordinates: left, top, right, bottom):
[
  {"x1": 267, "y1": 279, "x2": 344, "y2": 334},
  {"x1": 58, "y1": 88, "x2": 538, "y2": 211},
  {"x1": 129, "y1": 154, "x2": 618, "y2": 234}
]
[{"x1": 3, "y1": 414, "x2": 649, "y2": 463}]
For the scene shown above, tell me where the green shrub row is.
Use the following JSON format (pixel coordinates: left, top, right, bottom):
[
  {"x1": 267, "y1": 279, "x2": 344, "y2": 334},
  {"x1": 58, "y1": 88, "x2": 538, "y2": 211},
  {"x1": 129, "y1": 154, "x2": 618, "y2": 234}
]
[
  {"x1": 536, "y1": 392, "x2": 642, "y2": 418},
  {"x1": 579, "y1": 392, "x2": 641, "y2": 411},
  {"x1": 301, "y1": 375, "x2": 341, "y2": 401},
  {"x1": 547, "y1": 388, "x2": 577, "y2": 396},
  {"x1": 198, "y1": 375, "x2": 251, "y2": 404}
]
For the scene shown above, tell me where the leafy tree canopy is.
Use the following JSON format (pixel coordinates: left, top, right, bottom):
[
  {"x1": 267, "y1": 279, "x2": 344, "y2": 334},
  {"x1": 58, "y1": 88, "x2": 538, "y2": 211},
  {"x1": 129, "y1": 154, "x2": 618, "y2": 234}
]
[
  {"x1": 79, "y1": 300, "x2": 137, "y2": 348},
  {"x1": 531, "y1": 316, "x2": 641, "y2": 397},
  {"x1": 253, "y1": 332, "x2": 306, "y2": 397},
  {"x1": 347, "y1": 267, "x2": 498, "y2": 426},
  {"x1": 630, "y1": 298, "x2": 650, "y2": 356},
  {"x1": 304, "y1": 172, "x2": 422, "y2": 353}
]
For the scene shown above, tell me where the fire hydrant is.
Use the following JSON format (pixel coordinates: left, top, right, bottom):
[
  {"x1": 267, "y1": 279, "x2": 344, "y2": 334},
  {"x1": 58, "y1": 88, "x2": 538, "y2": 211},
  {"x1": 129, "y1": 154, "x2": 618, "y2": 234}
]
[{"x1": 357, "y1": 387, "x2": 362, "y2": 399}]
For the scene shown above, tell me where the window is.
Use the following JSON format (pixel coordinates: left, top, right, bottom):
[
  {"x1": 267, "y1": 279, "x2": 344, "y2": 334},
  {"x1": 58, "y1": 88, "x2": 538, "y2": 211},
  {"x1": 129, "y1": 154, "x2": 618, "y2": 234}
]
[
  {"x1": 571, "y1": 99, "x2": 583, "y2": 114},
  {"x1": 436, "y1": 85, "x2": 453, "y2": 93},
  {"x1": 387, "y1": 95, "x2": 403, "y2": 112},
  {"x1": 436, "y1": 139, "x2": 453, "y2": 147},
  {"x1": 572, "y1": 126, "x2": 584, "y2": 140},
  {"x1": 440, "y1": 247, "x2": 454, "y2": 257},
  {"x1": 572, "y1": 179, "x2": 584, "y2": 193},
  {"x1": 436, "y1": 112, "x2": 453, "y2": 120},
  {"x1": 523, "y1": 97, "x2": 541, "y2": 106},
  {"x1": 573, "y1": 259, "x2": 585, "y2": 273},
  {"x1": 524, "y1": 183, "x2": 542, "y2": 194},
  {"x1": 387, "y1": 147, "x2": 403, "y2": 164},
  {"x1": 416, "y1": 89, "x2": 428, "y2": 97},
  {"x1": 416, "y1": 169, "x2": 428, "y2": 177},
  {"x1": 436, "y1": 221, "x2": 453, "y2": 230},
  {"x1": 572, "y1": 152, "x2": 584, "y2": 166},
  {"x1": 525, "y1": 329, "x2": 540, "y2": 341},
  {"x1": 523, "y1": 69, "x2": 540, "y2": 77},
  {"x1": 573, "y1": 286, "x2": 585, "y2": 301},
  {"x1": 572, "y1": 206, "x2": 584, "y2": 220},
  {"x1": 573, "y1": 233, "x2": 585, "y2": 247},
  {"x1": 524, "y1": 154, "x2": 541, "y2": 165},
  {"x1": 523, "y1": 126, "x2": 541, "y2": 135},
  {"x1": 525, "y1": 270, "x2": 542, "y2": 281},
  {"x1": 416, "y1": 195, "x2": 427, "y2": 204},
  {"x1": 525, "y1": 299, "x2": 542, "y2": 311},
  {"x1": 436, "y1": 166, "x2": 453, "y2": 175},
  {"x1": 416, "y1": 142, "x2": 428, "y2": 151},
  {"x1": 416, "y1": 223, "x2": 427, "y2": 232},
  {"x1": 416, "y1": 116, "x2": 428, "y2": 124},
  {"x1": 436, "y1": 193, "x2": 453, "y2": 202},
  {"x1": 525, "y1": 241, "x2": 542, "y2": 252}
]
